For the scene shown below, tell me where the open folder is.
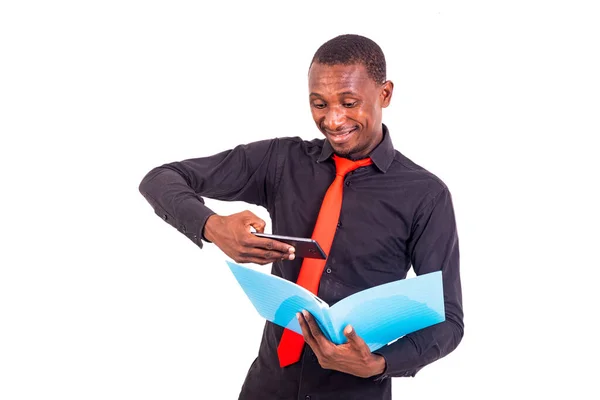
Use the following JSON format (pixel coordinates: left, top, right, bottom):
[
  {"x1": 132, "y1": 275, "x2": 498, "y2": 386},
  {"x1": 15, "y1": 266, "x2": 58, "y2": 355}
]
[{"x1": 226, "y1": 261, "x2": 445, "y2": 352}]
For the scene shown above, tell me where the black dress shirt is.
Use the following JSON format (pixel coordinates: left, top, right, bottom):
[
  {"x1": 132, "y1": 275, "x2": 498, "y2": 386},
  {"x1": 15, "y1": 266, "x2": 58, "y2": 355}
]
[{"x1": 139, "y1": 125, "x2": 464, "y2": 400}]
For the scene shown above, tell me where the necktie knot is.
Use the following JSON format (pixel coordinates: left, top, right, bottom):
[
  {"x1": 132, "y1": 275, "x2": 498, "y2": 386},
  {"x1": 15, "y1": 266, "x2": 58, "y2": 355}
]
[{"x1": 333, "y1": 154, "x2": 373, "y2": 177}]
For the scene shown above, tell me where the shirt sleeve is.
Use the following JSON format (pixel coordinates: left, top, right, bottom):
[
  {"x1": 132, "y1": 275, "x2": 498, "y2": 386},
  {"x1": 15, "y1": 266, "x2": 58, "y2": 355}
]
[
  {"x1": 138, "y1": 138, "x2": 281, "y2": 248},
  {"x1": 373, "y1": 186, "x2": 464, "y2": 378}
]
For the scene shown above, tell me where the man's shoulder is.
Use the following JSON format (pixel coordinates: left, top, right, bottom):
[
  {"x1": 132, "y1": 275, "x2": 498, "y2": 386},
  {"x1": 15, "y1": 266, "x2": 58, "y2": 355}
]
[
  {"x1": 271, "y1": 136, "x2": 326, "y2": 158},
  {"x1": 237, "y1": 136, "x2": 324, "y2": 155},
  {"x1": 390, "y1": 150, "x2": 449, "y2": 194},
  {"x1": 276, "y1": 136, "x2": 325, "y2": 147}
]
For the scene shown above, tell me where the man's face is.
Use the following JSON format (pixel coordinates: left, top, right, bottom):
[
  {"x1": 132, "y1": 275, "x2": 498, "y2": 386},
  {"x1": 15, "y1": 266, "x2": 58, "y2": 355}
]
[{"x1": 308, "y1": 62, "x2": 393, "y2": 159}]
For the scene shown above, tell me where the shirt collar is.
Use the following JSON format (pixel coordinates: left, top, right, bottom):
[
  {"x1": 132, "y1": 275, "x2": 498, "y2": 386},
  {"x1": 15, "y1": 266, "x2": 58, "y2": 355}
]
[{"x1": 317, "y1": 123, "x2": 395, "y2": 173}]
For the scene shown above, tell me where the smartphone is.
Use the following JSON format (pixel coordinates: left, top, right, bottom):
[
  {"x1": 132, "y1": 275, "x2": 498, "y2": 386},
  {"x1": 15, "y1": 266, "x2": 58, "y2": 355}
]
[{"x1": 252, "y1": 232, "x2": 327, "y2": 259}]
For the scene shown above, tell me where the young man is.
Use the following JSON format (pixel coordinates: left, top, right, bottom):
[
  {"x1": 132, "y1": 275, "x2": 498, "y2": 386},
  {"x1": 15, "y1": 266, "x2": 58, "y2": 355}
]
[{"x1": 139, "y1": 34, "x2": 463, "y2": 400}]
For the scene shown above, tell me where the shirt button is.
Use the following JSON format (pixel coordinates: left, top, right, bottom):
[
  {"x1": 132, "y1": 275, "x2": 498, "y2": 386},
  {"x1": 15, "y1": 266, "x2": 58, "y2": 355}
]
[
  {"x1": 181, "y1": 226, "x2": 186, "y2": 233},
  {"x1": 305, "y1": 396, "x2": 311, "y2": 400},
  {"x1": 162, "y1": 214, "x2": 168, "y2": 221},
  {"x1": 345, "y1": 181, "x2": 351, "y2": 187},
  {"x1": 326, "y1": 268, "x2": 332, "y2": 274},
  {"x1": 337, "y1": 221, "x2": 342, "y2": 228}
]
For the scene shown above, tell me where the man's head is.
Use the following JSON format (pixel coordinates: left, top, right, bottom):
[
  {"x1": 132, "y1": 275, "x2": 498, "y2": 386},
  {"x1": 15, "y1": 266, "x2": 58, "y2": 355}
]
[{"x1": 308, "y1": 34, "x2": 393, "y2": 159}]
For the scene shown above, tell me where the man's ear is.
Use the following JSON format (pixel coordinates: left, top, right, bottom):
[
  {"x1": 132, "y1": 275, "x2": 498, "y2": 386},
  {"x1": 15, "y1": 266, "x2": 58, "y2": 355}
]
[{"x1": 380, "y1": 80, "x2": 394, "y2": 108}]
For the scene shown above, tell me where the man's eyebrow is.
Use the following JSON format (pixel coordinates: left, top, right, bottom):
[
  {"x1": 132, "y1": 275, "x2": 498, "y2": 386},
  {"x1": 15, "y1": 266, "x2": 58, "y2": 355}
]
[{"x1": 309, "y1": 91, "x2": 358, "y2": 97}]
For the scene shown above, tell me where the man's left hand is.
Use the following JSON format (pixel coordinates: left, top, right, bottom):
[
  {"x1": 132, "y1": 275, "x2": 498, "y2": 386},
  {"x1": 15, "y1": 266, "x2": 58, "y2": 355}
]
[{"x1": 297, "y1": 310, "x2": 386, "y2": 378}]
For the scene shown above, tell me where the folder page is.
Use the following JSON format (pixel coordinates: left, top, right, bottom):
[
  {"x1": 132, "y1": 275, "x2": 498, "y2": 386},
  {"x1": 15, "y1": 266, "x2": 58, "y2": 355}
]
[
  {"x1": 226, "y1": 261, "x2": 334, "y2": 339},
  {"x1": 328, "y1": 271, "x2": 445, "y2": 352}
]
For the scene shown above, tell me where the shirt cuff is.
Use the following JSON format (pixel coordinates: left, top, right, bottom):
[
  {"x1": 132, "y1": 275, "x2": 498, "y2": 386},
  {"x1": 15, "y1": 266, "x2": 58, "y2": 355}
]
[
  {"x1": 153, "y1": 200, "x2": 215, "y2": 249},
  {"x1": 372, "y1": 336, "x2": 420, "y2": 379},
  {"x1": 200, "y1": 211, "x2": 216, "y2": 243}
]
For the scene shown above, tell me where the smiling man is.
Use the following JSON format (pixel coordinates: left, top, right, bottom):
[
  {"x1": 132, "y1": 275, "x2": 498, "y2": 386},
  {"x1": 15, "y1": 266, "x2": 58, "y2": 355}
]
[
  {"x1": 308, "y1": 62, "x2": 391, "y2": 160},
  {"x1": 139, "y1": 34, "x2": 464, "y2": 399}
]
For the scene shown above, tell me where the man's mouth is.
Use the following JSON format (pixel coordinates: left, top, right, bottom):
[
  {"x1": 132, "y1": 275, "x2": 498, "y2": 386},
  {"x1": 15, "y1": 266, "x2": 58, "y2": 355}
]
[{"x1": 326, "y1": 128, "x2": 357, "y2": 144}]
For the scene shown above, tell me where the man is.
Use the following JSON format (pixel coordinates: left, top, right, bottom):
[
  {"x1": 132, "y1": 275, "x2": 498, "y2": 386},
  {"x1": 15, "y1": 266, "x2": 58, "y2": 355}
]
[{"x1": 139, "y1": 34, "x2": 463, "y2": 399}]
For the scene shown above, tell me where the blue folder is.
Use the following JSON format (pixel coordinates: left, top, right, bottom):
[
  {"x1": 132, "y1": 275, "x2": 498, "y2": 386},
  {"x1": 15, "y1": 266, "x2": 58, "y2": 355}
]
[{"x1": 226, "y1": 261, "x2": 445, "y2": 352}]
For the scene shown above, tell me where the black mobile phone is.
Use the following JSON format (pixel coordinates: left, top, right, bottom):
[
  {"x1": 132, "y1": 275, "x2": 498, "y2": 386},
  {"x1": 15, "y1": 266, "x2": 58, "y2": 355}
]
[{"x1": 252, "y1": 232, "x2": 327, "y2": 260}]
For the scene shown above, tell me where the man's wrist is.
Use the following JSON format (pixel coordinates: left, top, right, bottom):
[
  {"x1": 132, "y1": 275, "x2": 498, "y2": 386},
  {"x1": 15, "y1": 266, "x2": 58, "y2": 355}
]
[
  {"x1": 369, "y1": 354, "x2": 386, "y2": 377},
  {"x1": 203, "y1": 214, "x2": 222, "y2": 243}
]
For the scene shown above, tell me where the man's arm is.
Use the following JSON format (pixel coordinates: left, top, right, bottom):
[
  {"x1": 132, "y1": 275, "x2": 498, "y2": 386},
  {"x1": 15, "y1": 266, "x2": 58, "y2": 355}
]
[
  {"x1": 373, "y1": 186, "x2": 464, "y2": 378},
  {"x1": 138, "y1": 138, "x2": 294, "y2": 263}
]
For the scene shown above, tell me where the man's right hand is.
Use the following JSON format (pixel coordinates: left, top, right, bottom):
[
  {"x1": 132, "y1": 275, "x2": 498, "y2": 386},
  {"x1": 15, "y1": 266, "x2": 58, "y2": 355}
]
[{"x1": 203, "y1": 211, "x2": 296, "y2": 265}]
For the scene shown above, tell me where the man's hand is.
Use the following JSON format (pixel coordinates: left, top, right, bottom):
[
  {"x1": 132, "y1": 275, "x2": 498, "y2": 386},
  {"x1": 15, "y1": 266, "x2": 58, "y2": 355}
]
[
  {"x1": 297, "y1": 310, "x2": 386, "y2": 378},
  {"x1": 203, "y1": 211, "x2": 295, "y2": 265}
]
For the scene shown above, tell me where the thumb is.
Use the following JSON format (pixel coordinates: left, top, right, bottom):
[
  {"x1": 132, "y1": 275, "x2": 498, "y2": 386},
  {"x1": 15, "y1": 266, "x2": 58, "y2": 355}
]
[
  {"x1": 344, "y1": 325, "x2": 361, "y2": 345},
  {"x1": 243, "y1": 211, "x2": 266, "y2": 233}
]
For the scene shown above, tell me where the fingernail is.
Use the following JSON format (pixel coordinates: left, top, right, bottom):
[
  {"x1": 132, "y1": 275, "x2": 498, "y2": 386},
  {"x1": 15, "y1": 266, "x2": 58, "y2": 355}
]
[
  {"x1": 302, "y1": 310, "x2": 308, "y2": 317},
  {"x1": 296, "y1": 312, "x2": 301, "y2": 320},
  {"x1": 289, "y1": 254, "x2": 295, "y2": 260},
  {"x1": 289, "y1": 247, "x2": 296, "y2": 253},
  {"x1": 347, "y1": 325, "x2": 353, "y2": 334}
]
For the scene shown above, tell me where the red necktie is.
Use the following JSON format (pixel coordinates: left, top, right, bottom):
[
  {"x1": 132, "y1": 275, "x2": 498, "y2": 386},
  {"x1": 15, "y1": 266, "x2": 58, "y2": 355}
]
[{"x1": 277, "y1": 155, "x2": 373, "y2": 367}]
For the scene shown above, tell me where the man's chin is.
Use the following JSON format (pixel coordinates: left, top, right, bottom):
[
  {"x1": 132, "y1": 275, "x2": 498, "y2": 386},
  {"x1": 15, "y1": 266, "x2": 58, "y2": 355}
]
[
  {"x1": 330, "y1": 143, "x2": 353, "y2": 158},
  {"x1": 332, "y1": 145, "x2": 373, "y2": 160}
]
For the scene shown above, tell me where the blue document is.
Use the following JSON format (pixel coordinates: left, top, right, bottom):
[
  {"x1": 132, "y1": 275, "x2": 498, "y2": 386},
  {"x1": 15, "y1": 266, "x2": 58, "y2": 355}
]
[{"x1": 226, "y1": 261, "x2": 445, "y2": 352}]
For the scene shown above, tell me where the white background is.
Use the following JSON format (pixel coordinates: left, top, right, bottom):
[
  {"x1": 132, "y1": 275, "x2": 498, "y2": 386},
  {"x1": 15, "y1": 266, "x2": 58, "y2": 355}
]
[{"x1": 1, "y1": 1, "x2": 599, "y2": 399}]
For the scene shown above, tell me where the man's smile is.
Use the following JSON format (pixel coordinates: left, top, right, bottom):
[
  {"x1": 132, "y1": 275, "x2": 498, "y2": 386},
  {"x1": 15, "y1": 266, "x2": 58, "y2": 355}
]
[{"x1": 324, "y1": 127, "x2": 358, "y2": 144}]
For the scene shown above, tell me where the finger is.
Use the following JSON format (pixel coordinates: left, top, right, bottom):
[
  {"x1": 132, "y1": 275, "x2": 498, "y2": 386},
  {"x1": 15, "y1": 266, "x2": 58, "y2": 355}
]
[
  {"x1": 240, "y1": 236, "x2": 291, "y2": 258},
  {"x1": 343, "y1": 325, "x2": 368, "y2": 349},
  {"x1": 250, "y1": 222, "x2": 265, "y2": 233},
  {"x1": 239, "y1": 246, "x2": 291, "y2": 262},
  {"x1": 297, "y1": 312, "x2": 316, "y2": 347},
  {"x1": 248, "y1": 237, "x2": 296, "y2": 259},
  {"x1": 255, "y1": 237, "x2": 295, "y2": 254},
  {"x1": 302, "y1": 310, "x2": 329, "y2": 346},
  {"x1": 239, "y1": 210, "x2": 265, "y2": 232},
  {"x1": 243, "y1": 211, "x2": 266, "y2": 233}
]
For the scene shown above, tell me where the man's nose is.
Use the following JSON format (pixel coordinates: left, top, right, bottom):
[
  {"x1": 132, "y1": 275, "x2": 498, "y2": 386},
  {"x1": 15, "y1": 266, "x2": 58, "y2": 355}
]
[{"x1": 324, "y1": 107, "x2": 346, "y2": 131}]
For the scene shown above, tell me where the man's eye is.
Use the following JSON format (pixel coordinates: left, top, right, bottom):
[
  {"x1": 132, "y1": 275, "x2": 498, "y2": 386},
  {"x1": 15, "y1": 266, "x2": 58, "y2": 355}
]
[
  {"x1": 343, "y1": 102, "x2": 357, "y2": 108},
  {"x1": 313, "y1": 103, "x2": 326, "y2": 109}
]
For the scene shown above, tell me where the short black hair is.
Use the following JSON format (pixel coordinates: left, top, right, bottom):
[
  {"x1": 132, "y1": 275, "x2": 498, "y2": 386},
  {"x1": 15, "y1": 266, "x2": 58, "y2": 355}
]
[{"x1": 311, "y1": 34, "x2": 386, "y2": 84}]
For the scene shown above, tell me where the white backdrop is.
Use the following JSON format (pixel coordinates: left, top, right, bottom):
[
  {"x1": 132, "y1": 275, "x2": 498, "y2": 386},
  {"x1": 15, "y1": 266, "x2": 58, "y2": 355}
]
[{"x1": 1, "y1": 1, "x2": 599, "y2": 399}]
